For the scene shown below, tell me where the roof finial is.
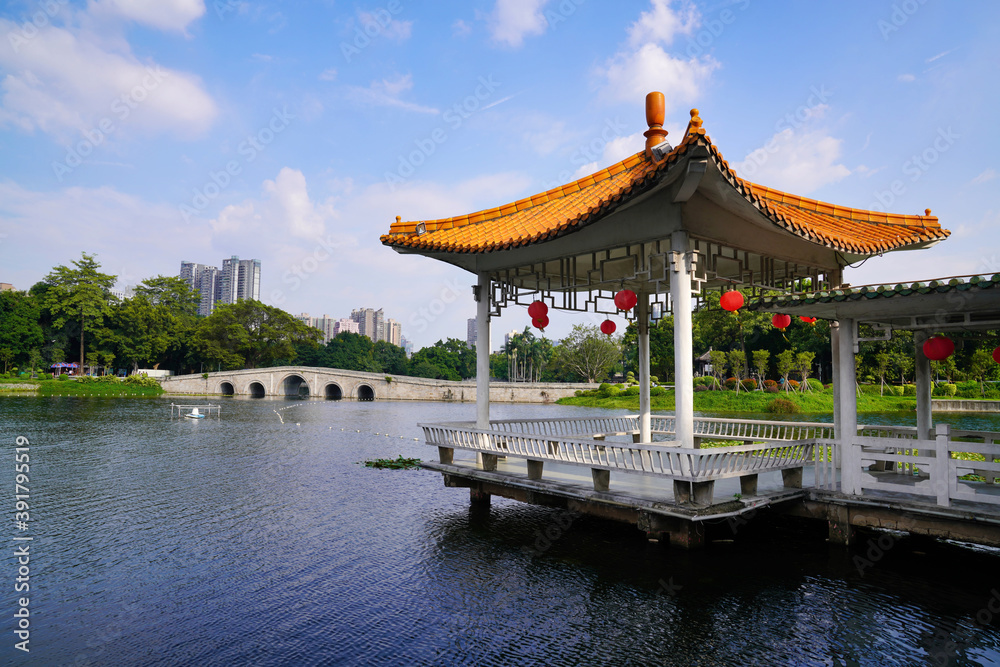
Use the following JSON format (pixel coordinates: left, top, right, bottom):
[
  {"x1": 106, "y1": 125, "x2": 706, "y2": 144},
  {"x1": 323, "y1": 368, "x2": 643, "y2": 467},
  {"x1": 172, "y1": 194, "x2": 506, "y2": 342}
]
[
  {"x1": 685, "y1": 108, "x2": 703, "y2": 136},
  {"x1": 644, "y1": 91, "x2": 668, "y2": 158},
  {"x1": 924, "y1": 208, "x2": 932, "y2": 216}
]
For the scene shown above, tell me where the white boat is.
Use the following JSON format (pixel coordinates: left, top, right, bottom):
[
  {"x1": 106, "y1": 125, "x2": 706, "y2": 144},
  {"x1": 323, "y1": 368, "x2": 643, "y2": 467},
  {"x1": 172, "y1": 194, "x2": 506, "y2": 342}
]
[{"x1": 184, "y1": 408, "x2": 205, "y2": 419}]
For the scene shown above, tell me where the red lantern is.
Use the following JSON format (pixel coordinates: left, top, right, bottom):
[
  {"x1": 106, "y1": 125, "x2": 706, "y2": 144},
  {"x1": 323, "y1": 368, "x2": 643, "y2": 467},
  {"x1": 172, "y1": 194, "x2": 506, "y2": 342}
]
[
  {"x1": 614, "y1": 289, "x2": 638, "y2": 311},
  {"x1": 771, "y1": 314, "x2": 792, "y2": 331},
  {"x1": 600, "y1": 319, "x2": 616, "y2": 335},
  {"x1": 527, "y1": 300, "x2": 548, "y2": 319},
  {"x1": 720, "y1": 291, "x2": 744, "y2": 312},
  {"x1": 993, "y1": 346, "x2": 1000, "y2": 364},
  {"x1": 799, "y1": 316, "x2": 817, "y2": 325},
  {"x1": 922, "y1": 335, "x2": 954, "y2": 361},
  {"x1": 532, "y1": 315, "x2": 549, "y2": 331}
]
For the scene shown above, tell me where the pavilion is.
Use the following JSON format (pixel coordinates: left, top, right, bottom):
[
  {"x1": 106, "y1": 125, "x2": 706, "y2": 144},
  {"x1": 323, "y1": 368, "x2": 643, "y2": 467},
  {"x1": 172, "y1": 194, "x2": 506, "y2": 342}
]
[{"x1": 381, "y1": 92, "x2": 1000, "y2": 543}]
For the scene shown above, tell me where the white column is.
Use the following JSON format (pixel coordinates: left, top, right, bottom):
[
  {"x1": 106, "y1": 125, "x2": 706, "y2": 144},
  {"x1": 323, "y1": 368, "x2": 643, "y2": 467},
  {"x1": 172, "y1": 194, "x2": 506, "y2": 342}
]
[
  {"x1": 914, "y1": 331, "x2": 932, "y2": 440},
  {"x1": 831, "y1": 321, "x2": 841, "y2": 436},
  {"x1": 475, "y1": 272, "x2": 491, "y2": 430},
  {"x1": 837, "y1": 318, "x2": 859, "y2": 495},
  {"x1": 670, "y1": 231, "x2": 694, "y2": 448},
  {"x1": 637, "y1": 293, "x2": 651, "y2": 443}
]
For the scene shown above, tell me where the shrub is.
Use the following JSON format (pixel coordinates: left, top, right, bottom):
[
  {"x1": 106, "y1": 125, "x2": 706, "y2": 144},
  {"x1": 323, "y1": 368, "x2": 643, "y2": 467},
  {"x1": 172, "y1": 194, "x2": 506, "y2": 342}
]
[
  {"x1": 649, "y1": 376, "x2": 659, "y2": 384},
  {"x1": 763, "y1": 379, "x2": 778, "y2": 390},
  {"x1": 740, "y1": 378, "x2": 757, "y2": 391},
  {"x1": 624, "y1": 386, "x2": 641, "y2": 396},
  {"x1": 723, "y1": 377, "x2": 739, "y2": 390},
  {"x1": 806, "y1": 378, "x2": 823, "y2": 392},
  {"x1": 941, "y1": 383, "x2": 958, "y2": 397},
  {"x1": 598, "y1": 382, "x2": 611, "y2": 393},
  {"x1": 786, "y1": 379, "x2": 800, "y2": 390},
  {"x1": 650, "y1": 386, "x2": 666, "y2": 397},
  {"x1": 124, "y1": 374, "x2": 160, "y2": 388},
  {"x1": 58, "y1": 374, "x2": 69, "y2": 381},
  {"x1": 765, "y1": 386, "x2": 779, "y2": 393},
  {"x1": 694, "y1": 385, "x2": 709, "y2": 392},
  {"x1": 902, "y1": 383, "x2": 916, "y2": 396},
  {"x1": 766, "y1": 398, "x2": 798, "y2": 414}
]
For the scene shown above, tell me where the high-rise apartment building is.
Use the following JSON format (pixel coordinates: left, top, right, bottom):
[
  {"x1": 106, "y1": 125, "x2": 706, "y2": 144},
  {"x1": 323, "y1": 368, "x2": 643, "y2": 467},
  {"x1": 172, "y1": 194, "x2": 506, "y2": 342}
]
[
  {"x1": 333, "y1": 318, "x2": 360, "y2": 336},
  {"x1": 180, "y1": 256, "x2": 261, "y2": 316},
  {"x1": 350, "y1": 307, "x2": 384, "y2": 343},
  {"x1": 467, "y1": 318, "x2": 477, "y2": 349},
  {"x1": 386, "y1": 319, "x2": 402, "y2": 347}
]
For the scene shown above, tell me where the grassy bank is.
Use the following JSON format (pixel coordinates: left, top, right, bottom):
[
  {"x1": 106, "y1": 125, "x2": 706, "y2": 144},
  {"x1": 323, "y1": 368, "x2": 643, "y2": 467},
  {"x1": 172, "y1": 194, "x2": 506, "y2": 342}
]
[{"x1": 557, "y1": 388, "x2": 916, "y2": 413}]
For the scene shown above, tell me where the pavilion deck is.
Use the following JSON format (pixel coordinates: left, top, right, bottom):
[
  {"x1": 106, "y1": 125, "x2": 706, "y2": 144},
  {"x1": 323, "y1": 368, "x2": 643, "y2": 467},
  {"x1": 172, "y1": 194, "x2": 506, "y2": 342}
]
[{"x1": 421, "y1": 416, "x2": 1000, "y2": 548}]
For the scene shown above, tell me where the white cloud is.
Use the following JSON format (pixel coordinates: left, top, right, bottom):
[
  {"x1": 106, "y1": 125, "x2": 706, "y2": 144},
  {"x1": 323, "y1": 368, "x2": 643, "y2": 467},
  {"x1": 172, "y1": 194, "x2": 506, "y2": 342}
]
[
  {"x1": 359, "y1": 10, "x2": 412, "y2": 41},
  {"x1": 627, "y1": 0, "x2": 698, "y2": 47},
  {"x1": 452, "y1": 19, "x2": 472, "y2": 38},
  {"x1": 318, "y1": 68, "x2": 337, "y2": 81},
  {"x1": 346, "y1": 74, "x2": 438, "y2": 114},
  {"x1": 0, "y1": 17, "x2": 217, "y2": 142},
  {"x1": 89, "y1": 0, "x2": 205, "y2": 33},
  {"x1": 489, "y1": 0, "x2": 549, "y2": 47},
  {"x1": 898, "y1": 73, "x2": 916, "y2": 82},
  {"x1": 597, "y1": 1, "x2": 717, "y2": 107},
  {"x1": 734, "y1": 110, "x2": 851, "y2": 193},
  {"x1": 210, "y1": 168, "x2": 336, "y2": 241},
  {"x1": 971, "y1": 168, "x2": 997, "y2": 185}
]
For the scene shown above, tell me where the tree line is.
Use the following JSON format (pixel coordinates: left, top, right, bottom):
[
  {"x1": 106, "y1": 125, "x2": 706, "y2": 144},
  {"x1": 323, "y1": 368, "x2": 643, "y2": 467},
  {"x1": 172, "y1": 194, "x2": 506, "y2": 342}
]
[{"x1": 2, "y1": 253, "x2": 997, "y2": 387}]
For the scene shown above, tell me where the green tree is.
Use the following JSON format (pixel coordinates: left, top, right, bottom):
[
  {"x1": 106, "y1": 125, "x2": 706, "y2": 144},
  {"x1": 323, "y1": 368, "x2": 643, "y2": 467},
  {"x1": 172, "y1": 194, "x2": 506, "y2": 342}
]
[
  {"x1": 968, "y1": 349, "x2": 994, "y2": 397},
  {"x1": 41, "y1": 253, "x2": 117, "y2": 370},
  {"x1": 192, "y1": 300, "x2": 320, "y2": 369},
  {"x1": 0, "y1": 290, "x2": 43, "y2": 368},
  {"x1": 373, "y1": 340, "x2": 409, "y2": 375},
  {"x1": 874, "y1": 352, "x2": 891, "y2": 396},
  {"x1": 323, "y1": 332, "x2": 375, "y2": 371},
  {"x1": 109, "y1": 296, "x2": 175, "y2": 373},
  {"x1": 558, "y1": 324, "x2": 620, "y2": 383},
  {"x1": 796, "y1": 350, "x2": 816, "y2": 392},
  {"x1": 0, "y1": 348, "x2": 13, "y2": 374},
  {"x1": 409, "y1": 339, "x2": 475, "y2": 380},
  {"x1": 728, "y1": 350, "x2": 747, "y2": 393},
  {"x1": 752, "y1": 349, "x2": 770, "y2": 386},
  {"x1": 708, "y1": 350, "x2": 727, "y2": 388},
  {"x1": 776, "y1": 349, "x2": 795, "y2": 392},
  {"x1": 134, "y1": 275, "x2": 200, "y2": 318}
]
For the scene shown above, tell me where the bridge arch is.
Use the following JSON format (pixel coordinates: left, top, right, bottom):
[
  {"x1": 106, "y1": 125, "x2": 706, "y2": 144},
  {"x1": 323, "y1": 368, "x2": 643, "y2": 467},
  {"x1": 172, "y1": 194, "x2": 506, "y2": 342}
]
[
  {"x1": 247, "y1": 381, "x2": 266, "y2": 398},
  {"x1": 281, "y1": 374, "x2": 310, "y2": 397},
  {"x1": 324, "y1": 383, "x2": 343, "y2": 400},
  {"x1": 219, "y1": 381, "x2": 235, "y2": 396},
  {"x1": 357, "y1": 384, "x2": 375, "y2": 401}
]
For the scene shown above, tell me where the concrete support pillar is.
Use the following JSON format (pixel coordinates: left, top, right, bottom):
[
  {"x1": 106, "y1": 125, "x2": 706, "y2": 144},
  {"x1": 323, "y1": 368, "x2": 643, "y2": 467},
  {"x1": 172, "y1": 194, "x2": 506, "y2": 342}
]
[
  {"x1": 637, "y1": 293, "x2": 651, "y2": 444},
  {"x1": 475, "y1": 272, "x2": 491, "y2": 430},
  {"x1": 837, "y1": 318, "x2": 859, "y2": 495},
  {"x1": 914, "y1": 331, "x2": 933, "y2": 440},
  {"x1": 827, "y1": 504, "x2": 855, "y2": 545},
  {"x1": 592, "y1": 468, "x2": 610, "y2": 492},
  {"x1": 526, "y1": 460, "x2": 544, "y2": 480},
  {"x1": 670, "y1": 230, "x2": 694, "y2": 448}
]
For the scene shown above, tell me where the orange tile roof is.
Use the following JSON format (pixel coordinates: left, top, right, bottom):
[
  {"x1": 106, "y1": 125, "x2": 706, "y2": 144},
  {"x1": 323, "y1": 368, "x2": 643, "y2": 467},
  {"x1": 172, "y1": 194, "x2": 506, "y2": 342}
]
[{"x1": 380, "y1": 110, "x2": 950, "y2": 256}]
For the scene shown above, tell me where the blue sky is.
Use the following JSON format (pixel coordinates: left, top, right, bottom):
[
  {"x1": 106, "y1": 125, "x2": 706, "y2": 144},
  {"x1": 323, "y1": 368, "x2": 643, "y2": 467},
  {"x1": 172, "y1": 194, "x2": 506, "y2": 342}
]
[{"x1": 1, "y1": 0, "x2": 998, "y2": 349}]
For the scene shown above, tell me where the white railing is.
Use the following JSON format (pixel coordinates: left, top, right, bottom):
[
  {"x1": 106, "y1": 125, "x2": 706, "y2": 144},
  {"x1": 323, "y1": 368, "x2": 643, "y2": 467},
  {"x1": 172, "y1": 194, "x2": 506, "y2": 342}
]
[
  {"x1": 844, "y1": 425, "x2": 1000, "y2": 507},
  {"x1": 486, "y1": 416, "x2": 640, "y2": 437},
  {"x1": 421, "y1": 423, "x2": 814, "y2": 482},
  {"x1": 652, "y1": 416, "x2": 836, "y2": 442}
]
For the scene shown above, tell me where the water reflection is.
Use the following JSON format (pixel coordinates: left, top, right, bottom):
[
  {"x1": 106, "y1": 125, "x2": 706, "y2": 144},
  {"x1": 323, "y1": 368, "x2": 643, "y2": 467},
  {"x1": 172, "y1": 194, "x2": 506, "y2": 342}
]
[{"x1": 0, "y1": 396, "x2": 998, "y2": 666}]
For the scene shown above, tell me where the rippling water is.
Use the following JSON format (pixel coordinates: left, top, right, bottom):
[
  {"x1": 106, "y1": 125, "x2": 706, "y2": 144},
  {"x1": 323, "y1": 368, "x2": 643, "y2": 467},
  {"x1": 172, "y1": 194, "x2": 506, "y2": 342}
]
[{"x1": 2, "y1": 396, "x2": 1000, "y2": 666}]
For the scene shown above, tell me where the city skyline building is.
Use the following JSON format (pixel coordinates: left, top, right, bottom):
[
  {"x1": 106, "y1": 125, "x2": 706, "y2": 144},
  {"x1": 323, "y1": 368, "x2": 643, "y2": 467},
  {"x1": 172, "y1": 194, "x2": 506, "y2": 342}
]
[
  {"x1": 467, "y1": 317, "x2": 477, "y2": 349},
  {"x1": 180, "y1": 256, "x2": 260, "y2": 316}
]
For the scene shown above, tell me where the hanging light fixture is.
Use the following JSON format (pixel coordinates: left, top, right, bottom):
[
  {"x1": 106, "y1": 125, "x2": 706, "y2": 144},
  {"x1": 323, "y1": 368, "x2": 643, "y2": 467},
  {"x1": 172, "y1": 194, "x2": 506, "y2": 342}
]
[
  {"x1": 993, "y1": 346, "x2": 1000, "y2": 364},
  {"x1": 771, "y1": 314, "x2": 792, "y2": 331},
  {"x1": 532, "y1": 315, "x2": 549, "y2": 331},
  {"x1": 600, "y1": 319, "x2": 616, "y2": 335},
  {"x1": 922, "y1": 335, "x2": 955, "y2": 361},
  {"x1": 614, "y1": 289, "x2": 637, "y2": 311},
  {"x1": 720, "y1": 291, "x2": 744, "y2": 312}
]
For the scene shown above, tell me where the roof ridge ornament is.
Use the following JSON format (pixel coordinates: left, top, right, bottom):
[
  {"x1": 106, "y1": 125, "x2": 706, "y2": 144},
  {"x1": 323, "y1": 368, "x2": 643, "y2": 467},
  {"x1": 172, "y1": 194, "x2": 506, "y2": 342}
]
[
  {"x1": 685, "y1": 108, "x2": 703, "y2": 136},
  {"x1": 644, "y1": 91, "x2": 668, "y2": 159}
]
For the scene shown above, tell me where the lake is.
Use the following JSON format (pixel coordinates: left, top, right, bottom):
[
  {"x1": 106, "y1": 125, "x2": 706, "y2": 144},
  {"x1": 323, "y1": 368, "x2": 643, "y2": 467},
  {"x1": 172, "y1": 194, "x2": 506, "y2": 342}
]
[{"x1": 2, "y1": 395, "x2": 1000, "y2": 666}]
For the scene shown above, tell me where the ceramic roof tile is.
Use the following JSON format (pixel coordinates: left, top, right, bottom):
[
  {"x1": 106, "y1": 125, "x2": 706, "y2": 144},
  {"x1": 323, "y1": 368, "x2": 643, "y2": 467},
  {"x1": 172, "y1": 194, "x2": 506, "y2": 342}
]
[{"x1": 380, "y1": 110, "x2": 950, "y2": 255}]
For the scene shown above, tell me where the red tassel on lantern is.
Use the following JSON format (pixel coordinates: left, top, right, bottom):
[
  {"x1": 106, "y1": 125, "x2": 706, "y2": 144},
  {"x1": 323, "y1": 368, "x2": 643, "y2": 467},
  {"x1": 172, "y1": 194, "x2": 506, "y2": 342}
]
[
  {"x1": 614, "y1": 289, "x2": 637, "y2": 311},
  {"x1": 532, "y1": 315, "x2": 549, "y2": 331},
  {"x1": 922, "y1": 335, "x2": 954, "y2": 361},
  {"x1": 771, "y1": 314, "x2": 792, "y2": 331},
  {"x1": 600, "y1": 319, "x2": 616, "y2": 335},
  {"x1": 527, "y1": 300, "x2": 548, "y2": 319},
  {"x1": 720, "y1": 291, "x2": 744, "y2": 312},
  {"x1": 799, "y1": 316, "x2": 817, "y2": 325}
]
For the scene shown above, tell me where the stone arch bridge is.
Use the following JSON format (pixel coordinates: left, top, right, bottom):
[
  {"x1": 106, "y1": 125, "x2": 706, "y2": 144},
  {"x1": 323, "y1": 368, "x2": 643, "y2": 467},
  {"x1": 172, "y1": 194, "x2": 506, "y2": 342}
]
[{"x1": 160, "y1": 366, "x2": 593, "y2": 403}]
